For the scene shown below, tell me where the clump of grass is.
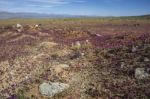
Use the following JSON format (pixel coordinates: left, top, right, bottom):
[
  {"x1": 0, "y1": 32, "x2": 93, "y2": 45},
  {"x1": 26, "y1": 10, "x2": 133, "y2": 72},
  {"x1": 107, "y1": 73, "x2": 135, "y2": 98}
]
[
  {"x1": 71, "y1": 41, "x2": 81, "y2": 51},
  {"x1": 15, "y1": 89, "x2": 30, "y2": 99}
]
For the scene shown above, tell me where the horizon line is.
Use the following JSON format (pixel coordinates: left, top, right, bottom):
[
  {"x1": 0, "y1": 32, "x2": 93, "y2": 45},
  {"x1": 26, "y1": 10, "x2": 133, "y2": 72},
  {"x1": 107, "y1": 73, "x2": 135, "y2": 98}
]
[{"x1": 0, "y1": 10, "x2": 150, "y2": 18}]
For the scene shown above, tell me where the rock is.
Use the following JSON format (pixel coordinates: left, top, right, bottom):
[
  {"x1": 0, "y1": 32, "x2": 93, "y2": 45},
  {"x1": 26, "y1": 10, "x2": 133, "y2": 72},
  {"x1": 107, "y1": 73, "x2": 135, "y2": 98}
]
[
  {"x1": 135, "y1": 68, "x2": 149, "y2": 79},
  {"x1": 33, "y1": 53, "x2": 50, "y2": 61},
  {"x1": 120, "y1": 62, "x2": 125, "y2": 69},
  {"x1": 35, "y1": 24, "x2": 39, "y2": 28},
  {"x1": 132, "y1": 46, "x2": 137, "y2": 52},
  {"x1": 85, "y1": 39, "x2": 91, "y2": 45},
  {"x1": 16, "y1": 24, "x2": 23, "y2": 32},
  {"x1": 16, "y1": 24, "x2": 22, "y2": 28},
  {"x1": 38, "y1": 42, "x2": 58, "y2": 50},
  {"x1": 39, "y1": 82, "x2": 69, "y2": 97},
  {"x1": 95, "y1": 34, "x2": 102, "y2": 37},
  {"x1": 57, "y1": 64, "x2": 69, "y2": 68},
  {"x1": 144, "y1": 57, "x2": 149, "y2": 62},
  {"x1": 81, "y1": 52, "x2": 85, "y2": 56},
  {"x1": 72, "y1": 41, "x2": 81, "y2": 50},
  {"x1": 86, "y1": 39, "x2": 89, "y2": 43},
  {"x1": 17, "y1": 29, "x2": 22, "y2": 32}
]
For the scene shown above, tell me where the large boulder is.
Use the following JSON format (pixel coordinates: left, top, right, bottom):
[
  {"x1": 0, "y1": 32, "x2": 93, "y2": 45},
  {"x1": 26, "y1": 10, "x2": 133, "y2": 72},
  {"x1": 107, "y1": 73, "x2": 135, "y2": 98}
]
[{"x1": 39, "y1": 82, "x2": 69, "y2": 97}]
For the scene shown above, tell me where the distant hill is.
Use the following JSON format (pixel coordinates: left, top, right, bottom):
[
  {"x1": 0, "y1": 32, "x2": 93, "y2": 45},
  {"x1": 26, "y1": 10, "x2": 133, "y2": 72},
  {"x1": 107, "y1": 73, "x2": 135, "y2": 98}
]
[
  {"x1": 0, "y1": 11, "x2": 88, "y2": 19},
  {"x1": 0, "y1": 11, "x2": 150, "y2": 19},
  {"x1": 125, "y1": 14, "x2": 150, "y2": 19}
]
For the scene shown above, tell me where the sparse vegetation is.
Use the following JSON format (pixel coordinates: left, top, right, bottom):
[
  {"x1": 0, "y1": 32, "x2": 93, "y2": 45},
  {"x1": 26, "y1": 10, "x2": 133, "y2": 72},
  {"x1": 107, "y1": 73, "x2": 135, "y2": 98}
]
[{"x1": 0, "y1": 17, "x2": 150, "y2": 99}]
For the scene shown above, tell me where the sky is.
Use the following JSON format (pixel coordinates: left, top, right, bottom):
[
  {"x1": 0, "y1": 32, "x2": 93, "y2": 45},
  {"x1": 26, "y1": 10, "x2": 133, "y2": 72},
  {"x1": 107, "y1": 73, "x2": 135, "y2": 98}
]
[{"x1": 0, "y1": 0, "x2": 150, "y2": 16}]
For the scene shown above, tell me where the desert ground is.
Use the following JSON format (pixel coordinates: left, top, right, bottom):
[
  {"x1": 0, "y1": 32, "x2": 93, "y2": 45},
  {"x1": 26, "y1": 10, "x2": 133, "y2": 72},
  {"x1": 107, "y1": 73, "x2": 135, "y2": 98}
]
[{"x1": 0, "y1": 17, "x2": 150, "y2": 99}]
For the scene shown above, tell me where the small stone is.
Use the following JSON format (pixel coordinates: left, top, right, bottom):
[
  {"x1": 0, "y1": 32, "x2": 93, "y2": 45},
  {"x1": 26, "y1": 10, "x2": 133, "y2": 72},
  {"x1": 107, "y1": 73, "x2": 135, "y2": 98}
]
[
  {"x1": 132, "y1": 46, "x2": 137, "y2": 52},
  {"x1": 35, "y1": 24, "x2": 40, "y2": 28},
  {"x1": 25, "y1": 76, "x2": 29, "y2": 79},
  {"x1": 39, "y1": 82, "x2": 69, "y2": 97},
  {"x1": 17, "y1": 29, "x2": 22, "y2": 32},
  {"x1": 57, "y1": 64, "x2": 69, "y2": 68},
  {"x1": 39, "y1": 42, "x2": 58, "y2": 50},
  {"x1": 85, "y1": 39, "x2": 89, "y2": 43},
  {"x1": 81, "y1": 53, "x2": 85, "y2": 56},
  {"x1": 16, "y1": 24, "x2": 22, "y2": 28},
  {"x1": 144, "y1": 57, "x2": 149, "y2": 62},
  {"x1": 135, "y1": 68, "x2": 149, "y2": 79},
  {"x1": 74, "y1": 41, "x2": 81, "y2": 49},
  {"x1": 10, "y1": 71, "x2": 14, "y2": 75},
  {"x1": 96, "y1": 34, "x2": 102, "y2": 37},
  {"x1": 120, "y1": 62, "x2": 125, "y2": 69}
]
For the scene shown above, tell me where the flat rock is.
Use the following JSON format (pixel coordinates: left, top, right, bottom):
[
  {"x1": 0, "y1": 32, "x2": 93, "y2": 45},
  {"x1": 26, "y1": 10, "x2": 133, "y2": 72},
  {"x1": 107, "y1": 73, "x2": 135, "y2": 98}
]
[
  {"x1": 144, "y1": 57, "x2": 149, "y2": 62},
  {"x1": 135, "y1": 68, "x2": 149, "y2": 79},
  {"x1": 56, "y1": 64, "x2": 69, "y2": 68},
  {"x1": 132, "y1": 46, "x2": 137, "y2": 52},
  {"x1": 39, "y1": 82, "x2": 69, "y2": 97},
  {"x1": 39, "y1": 42, "x2": 58, "y2": 49}
]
